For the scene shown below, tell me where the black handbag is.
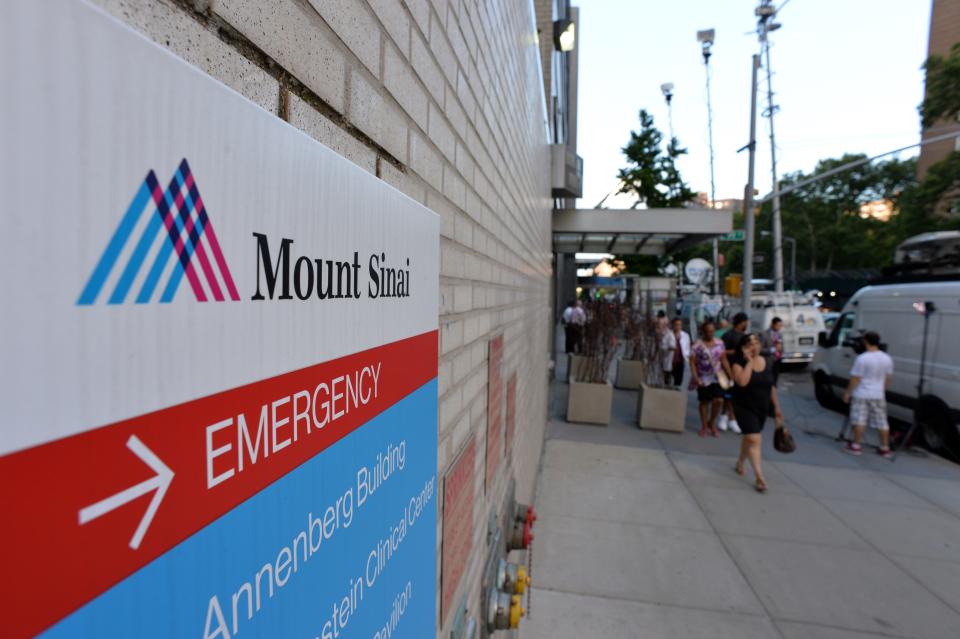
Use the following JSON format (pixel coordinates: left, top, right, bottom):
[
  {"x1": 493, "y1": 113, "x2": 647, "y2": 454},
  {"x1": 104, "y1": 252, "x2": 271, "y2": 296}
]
[{"x1": 774, "y1": 424, "x2": 796, "y2": 454}]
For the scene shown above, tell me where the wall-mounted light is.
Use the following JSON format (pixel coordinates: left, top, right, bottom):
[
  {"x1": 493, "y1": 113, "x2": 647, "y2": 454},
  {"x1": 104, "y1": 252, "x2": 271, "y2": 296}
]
[{"x1": 553, "y1": 19, "x2": 576, "y2": 52}]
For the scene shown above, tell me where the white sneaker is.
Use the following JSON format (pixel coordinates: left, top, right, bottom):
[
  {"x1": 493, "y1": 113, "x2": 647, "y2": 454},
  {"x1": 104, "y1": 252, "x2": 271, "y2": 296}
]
[
  {"x1": 729, "y1": 420, "x2": 742, "y2": 434},
  {"x1": 717, "y1": 414, "x2": 729, "y2": 431}
]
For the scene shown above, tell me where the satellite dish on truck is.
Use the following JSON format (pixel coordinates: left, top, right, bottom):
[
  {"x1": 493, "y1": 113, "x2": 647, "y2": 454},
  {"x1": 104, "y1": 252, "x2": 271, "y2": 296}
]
[{"x1": 684, "y1": 258, "x2": 712, "y2": 286}]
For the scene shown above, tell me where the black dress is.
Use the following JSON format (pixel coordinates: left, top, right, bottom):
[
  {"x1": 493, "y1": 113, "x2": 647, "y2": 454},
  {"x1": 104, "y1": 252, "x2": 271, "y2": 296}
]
[{"x1": 730, "y1": 355, "x2": 775, "y2": 434}]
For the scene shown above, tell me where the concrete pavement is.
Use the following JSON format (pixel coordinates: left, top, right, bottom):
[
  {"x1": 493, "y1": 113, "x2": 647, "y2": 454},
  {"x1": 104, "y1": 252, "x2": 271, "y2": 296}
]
[{"x1": 520, "y1": 363, "x2": 960, "y2": 639}]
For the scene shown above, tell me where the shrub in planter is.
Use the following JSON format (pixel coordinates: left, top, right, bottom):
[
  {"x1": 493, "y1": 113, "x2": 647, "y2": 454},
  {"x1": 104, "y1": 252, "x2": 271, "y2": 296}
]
[
  {"x1": 630, "y1": 310, "x2": 688, "y2": 432},
  {"x1": 567, "y1": 301, "x2": 618, "y2": 425},
  {"x1": 637, "y1": 383, "x2": 687, "y2": 432},
  {"x1": 615, "y1": 359, "x2": 647, "y2": 389},
  {"x1": 566, "y1": 354, "x2": 586, "y2": 383},
  {"x1": 615, "y1": 307, "x2": 647, "y2": 389}
]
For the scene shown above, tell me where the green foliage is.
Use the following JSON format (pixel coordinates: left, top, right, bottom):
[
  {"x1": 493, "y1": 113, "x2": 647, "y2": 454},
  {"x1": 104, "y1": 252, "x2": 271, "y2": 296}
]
[
  {"x1": 676, "y1": 156, "x2": 921, "y2": 275},
  {"x1": 616, "y1": 110, "x2": 697, "y2": 208},
  {"x1": 774, "y1": 155, "x2": 917, "y2": 272},
  {"x1": 897, "y1": 151, "x2": 960, "y2": 234},
  {"x1": 920, "y1": 43, "x2": 960, "y2": 129}
]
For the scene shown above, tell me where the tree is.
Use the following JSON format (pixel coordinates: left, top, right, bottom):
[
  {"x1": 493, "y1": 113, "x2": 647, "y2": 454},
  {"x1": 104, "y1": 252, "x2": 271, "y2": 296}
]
[
  {"x1": 903, "y1": 41, "x2": 960, "y2": 230},
  {"x1": 616, "y1": 110, "x2": 697, "y2": 209},
  {"x1": 897, "y1": 153, "x2": 960, "y2": 233},
  {"x1": 920, "y1": 42, "x2": 960, "y2": 129},
  {"x1": 774, "y1": 155, "x2": 916, "y2": 272}
]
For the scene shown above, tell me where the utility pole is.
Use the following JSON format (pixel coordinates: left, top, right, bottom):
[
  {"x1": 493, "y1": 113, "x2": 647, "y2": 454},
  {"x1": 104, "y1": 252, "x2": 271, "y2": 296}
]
[
  {"x1": 757, "y1": 0, "x2": 785, "y2": 292},
  {"x1": 698, "y1": 29, "x2": 720, "y2": 295},
  {"x1": 742, "y1": 54, "x2": 760, "y2": 312}
]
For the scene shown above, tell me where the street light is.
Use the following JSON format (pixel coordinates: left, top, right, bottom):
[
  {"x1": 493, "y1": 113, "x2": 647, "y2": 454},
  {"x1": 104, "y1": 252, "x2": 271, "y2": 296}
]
[
  {"x1": 660, "y1": 82, "x2": 675, "y2": 140},
  {"x1": 756, "y1": 0, "x2": 786, "y2": 293},
  {"x1": 697, "y1": 28, "x2": 719, "y2": 295},
  {"x1": 761, "y1": 230, "x2": 796, "y2": 290}
]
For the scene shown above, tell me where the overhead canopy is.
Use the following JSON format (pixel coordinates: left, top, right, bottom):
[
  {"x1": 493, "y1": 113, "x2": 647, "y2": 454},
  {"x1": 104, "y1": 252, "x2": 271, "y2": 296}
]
[{"x1": 553, "y1": 208, "x2": 734, "y2": 255}]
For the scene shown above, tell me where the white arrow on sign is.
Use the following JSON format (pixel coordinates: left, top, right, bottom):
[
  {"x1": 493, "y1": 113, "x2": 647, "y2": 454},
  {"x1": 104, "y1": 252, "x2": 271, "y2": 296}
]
[{"x1": 78, "y1": 435, "x2": 174, "y2": 550}]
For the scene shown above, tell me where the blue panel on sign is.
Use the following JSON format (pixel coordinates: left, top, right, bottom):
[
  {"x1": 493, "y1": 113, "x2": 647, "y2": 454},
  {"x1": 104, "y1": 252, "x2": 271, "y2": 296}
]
[{"x1": 42, "y1": 380, "x2": 438, "y2": 639}]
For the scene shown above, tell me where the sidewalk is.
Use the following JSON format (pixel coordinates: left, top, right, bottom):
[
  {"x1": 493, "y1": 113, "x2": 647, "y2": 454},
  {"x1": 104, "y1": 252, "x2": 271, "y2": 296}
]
[{"x1": 521, "y1": 357, "x2": 960, "y2": 639}]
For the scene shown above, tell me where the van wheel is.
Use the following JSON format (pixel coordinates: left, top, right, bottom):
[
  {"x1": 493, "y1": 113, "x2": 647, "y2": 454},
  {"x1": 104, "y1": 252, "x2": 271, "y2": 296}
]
[
  {"x1": 915, "y1": 403, "x2": 957, "y2": 455},
  {"x1": 814, "y1": 373, "x2": 838, "y2": 410}
]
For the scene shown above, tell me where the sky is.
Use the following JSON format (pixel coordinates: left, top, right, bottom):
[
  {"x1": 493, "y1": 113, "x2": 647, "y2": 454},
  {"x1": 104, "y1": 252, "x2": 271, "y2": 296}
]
[{"x1": 575, "y1": 0, "x2": 932, "y2": 208}]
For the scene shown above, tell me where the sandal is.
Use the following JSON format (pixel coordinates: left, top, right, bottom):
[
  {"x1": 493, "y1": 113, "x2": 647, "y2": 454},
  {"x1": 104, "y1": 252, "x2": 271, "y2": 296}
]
[
  {"x1": 755, "y1": 479, "x2": 768, "y2": 493},
  {"x1": 734, "y1": 461, "x2": 745, "y2": 476}
]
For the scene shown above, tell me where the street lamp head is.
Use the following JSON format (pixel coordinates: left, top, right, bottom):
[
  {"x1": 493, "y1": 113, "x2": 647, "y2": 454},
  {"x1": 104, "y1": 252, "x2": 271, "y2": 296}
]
[
  {"x1": 755, "y1": 4, "x2": 776, "y2": 18},
  {"x1": 660, "y1": 82, "x2": 674, "y2": 103},
  {"x1": 697, "y1": 29, "x2": 715, "y2": 62}
]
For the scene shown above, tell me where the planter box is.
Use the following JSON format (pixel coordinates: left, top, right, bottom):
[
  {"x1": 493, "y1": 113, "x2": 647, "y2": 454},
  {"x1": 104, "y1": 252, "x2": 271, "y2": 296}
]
[
  {"x1": 567, "y1": 381, "x2": 613, "y2": 425},
  {"x1": 637, "y1": 383, "x2": 687, "y2": 432},
  {"x1": 615, "y1": 359, "x2": 647, "y2": 390},
  {"x1": 566, "y1": 354, "x2": 586, "y2": 382}
]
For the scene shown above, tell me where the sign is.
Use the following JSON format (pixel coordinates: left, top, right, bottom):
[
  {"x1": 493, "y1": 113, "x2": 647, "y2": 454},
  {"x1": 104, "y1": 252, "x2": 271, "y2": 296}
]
[
  {"x1": 441, "y1": 439, "x2": 476, "y2": 622},
  {"x1": 505, "y1": 375, "x2": 517, "y2": 457},
  {"x1": 485, "y1": 335, "x2": 504, "y2": 488},
  {"x1": 0, "y1": 2, "x2": 438, "y2": 638},
  {"x1": 720, "y1": 230, "x2": 745, "y2": 241}
]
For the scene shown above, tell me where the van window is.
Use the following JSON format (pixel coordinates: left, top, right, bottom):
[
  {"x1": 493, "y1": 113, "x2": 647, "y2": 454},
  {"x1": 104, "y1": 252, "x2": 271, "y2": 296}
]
[{"x1": 828, "y1": 312, "x2": 856, "y2": 346}]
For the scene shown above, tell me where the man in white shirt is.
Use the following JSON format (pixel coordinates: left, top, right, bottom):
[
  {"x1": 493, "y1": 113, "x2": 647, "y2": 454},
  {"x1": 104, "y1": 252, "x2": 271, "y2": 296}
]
[
  {"x1": 842, "y1": 331, "x2": 894, "y2": 458},
  {"x1": 662, "y1": 317, "x2": 691, "y2": 387},
  {"x1": 561, "y1": 300, "x2": 586, "y2": 354}
]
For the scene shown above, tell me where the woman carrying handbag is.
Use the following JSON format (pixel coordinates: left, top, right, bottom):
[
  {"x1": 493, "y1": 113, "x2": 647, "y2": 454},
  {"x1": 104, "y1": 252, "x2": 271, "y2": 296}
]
[{"x1": 730, "y1": 333, "x2": 788, "y2": 493}]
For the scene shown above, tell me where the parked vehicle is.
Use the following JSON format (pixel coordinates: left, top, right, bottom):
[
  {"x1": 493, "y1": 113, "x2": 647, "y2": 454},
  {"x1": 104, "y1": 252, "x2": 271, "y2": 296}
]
[
  {"x1": 822, "y1": 311, "x2": 840, "y2": 331},
  {"x1": 723, "y1": 291, "x2": 825, "y2": 365},
  {"x1": 679, "y1": 292, "x2": 724, "y2": 341},
  {"x1": 811, "y1": 280, "x2": 960, "y2": 453}
]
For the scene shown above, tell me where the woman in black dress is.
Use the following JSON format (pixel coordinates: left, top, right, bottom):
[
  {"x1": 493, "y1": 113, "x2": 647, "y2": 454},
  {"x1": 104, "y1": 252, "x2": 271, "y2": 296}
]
[{"x1": 731, "y1": 333, "x2": 784, "y2": 493}]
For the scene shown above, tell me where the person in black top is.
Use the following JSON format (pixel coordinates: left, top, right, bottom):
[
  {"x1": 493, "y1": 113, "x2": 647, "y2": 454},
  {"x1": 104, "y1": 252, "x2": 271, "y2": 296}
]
[
  {"x1": 731, "y1": 333, "x2": 785, "y2": 493},
  {"x1": 718, "y1": 312, "x2": 749, "y2": 433}
]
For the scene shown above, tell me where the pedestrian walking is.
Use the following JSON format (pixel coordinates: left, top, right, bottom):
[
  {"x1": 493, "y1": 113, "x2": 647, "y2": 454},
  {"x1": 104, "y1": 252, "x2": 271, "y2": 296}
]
[
  {"x1": 689, "y1": 320, "x2": 730, "y2": 437},
  {"x1": 759, "y1": 317, "x2": 783, "y2": 385},
  {"x1": 842, "y1": 331, "x2": 894, "y2": 458},
  {"x1": 561, "y1": 300, "x2": 585, "y2": 355},
  {"x1": 662, "y1": 317, "x2": 691, "y2": 387},
  {"x1": 731, "y1": 333, "x2": 785, "y2": 493},
  {"x1": 719, "y1": 312, "x2": 750, "y2": 433}
]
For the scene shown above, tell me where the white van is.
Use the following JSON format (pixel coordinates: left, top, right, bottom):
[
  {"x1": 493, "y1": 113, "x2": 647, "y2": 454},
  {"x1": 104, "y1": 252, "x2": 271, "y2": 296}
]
[
  {"x1": 810, "y1": 281, "x2": 960, "y2": 452},
  {"x1": 724, "y1": 292, "x2": 825, "y2": 364}
]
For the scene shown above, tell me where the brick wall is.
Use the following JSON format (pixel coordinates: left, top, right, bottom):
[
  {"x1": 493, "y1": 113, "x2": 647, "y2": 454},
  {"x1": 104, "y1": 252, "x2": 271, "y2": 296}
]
[{"x1": 89, "y1": 0, "x2": 552, "y2": 634}]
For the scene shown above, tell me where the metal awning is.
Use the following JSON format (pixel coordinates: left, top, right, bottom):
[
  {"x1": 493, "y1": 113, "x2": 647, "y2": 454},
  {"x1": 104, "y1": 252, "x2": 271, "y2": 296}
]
[{"x1": 552, "y1": 208, "x2": 733, "y2": 255}]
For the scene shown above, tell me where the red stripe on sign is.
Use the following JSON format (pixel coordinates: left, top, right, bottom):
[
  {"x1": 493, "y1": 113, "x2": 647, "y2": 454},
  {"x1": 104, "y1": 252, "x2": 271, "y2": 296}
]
[{"x1": 0, "y1": 330, "x2": 438, "y2": 638}]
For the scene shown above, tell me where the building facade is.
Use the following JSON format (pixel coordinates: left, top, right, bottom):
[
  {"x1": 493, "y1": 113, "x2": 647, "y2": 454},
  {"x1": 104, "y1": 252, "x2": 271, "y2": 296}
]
[
  {"x1": 918, "y1": 0, "x2": 960, "y2": 178},
  {"x1": 87, "y1": 0, "x2": 561, "y2": 635}
]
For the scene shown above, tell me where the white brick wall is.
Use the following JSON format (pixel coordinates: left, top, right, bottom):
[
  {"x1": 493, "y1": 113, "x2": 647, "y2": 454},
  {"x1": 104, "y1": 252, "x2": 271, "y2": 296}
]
[{"x1": 91, "y1": 0, "x2": 552, "y2": 635}]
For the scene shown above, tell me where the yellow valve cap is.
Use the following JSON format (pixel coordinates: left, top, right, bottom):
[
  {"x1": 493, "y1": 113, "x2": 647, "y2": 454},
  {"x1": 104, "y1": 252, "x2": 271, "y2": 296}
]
[
  {"x1": 515, "y1": 566, "x2": 529, "y2": 593},
  {"x1": 509, "y1": 595, "x2": 524, "y2": 628}
]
